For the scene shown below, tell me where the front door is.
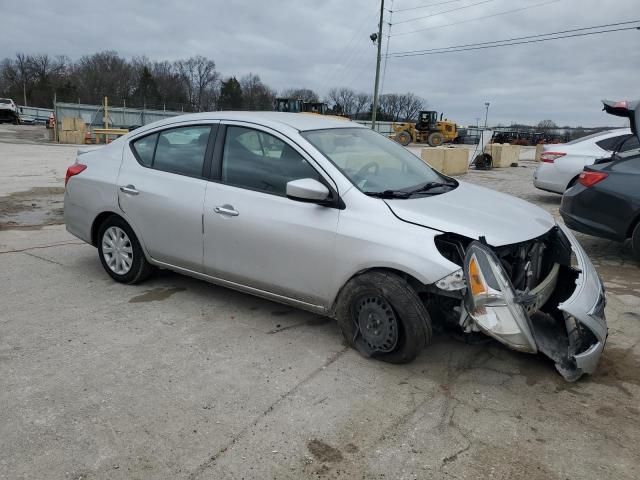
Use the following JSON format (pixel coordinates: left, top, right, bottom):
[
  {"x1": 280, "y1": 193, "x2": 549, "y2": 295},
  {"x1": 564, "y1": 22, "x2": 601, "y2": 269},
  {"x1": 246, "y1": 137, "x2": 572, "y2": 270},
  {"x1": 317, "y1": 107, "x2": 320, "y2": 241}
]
[
  {"x1": 203, "y1": 124, "x2": 340, "y2": 306},
  {"x1": 117, "y1": 123, "x2": 217, "y2": 271}
]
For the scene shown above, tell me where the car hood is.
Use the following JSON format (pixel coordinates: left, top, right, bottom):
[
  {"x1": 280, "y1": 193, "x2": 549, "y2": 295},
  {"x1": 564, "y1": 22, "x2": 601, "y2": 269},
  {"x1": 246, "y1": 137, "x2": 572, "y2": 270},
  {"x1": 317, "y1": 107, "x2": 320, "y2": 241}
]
[{"x1": 384, "y1": 181, "x2": 555, "y2": 246}]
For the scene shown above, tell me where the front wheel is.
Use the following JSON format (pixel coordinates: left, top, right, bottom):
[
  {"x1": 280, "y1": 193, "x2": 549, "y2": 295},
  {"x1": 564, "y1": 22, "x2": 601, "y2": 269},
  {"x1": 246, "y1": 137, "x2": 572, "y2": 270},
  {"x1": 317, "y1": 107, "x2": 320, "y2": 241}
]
[
  {"x1": 97, "y1": 215, "x2": 153, "y2": 284},
  {"x1": 428, "y1": 132, "x2": 444, "y2": 147},
  {"x1": 335, "y1": 271, "x2": 432, "y2": 364},
  {"x1": 396, "y1": 130, "x2": 412, "y2": 146}
]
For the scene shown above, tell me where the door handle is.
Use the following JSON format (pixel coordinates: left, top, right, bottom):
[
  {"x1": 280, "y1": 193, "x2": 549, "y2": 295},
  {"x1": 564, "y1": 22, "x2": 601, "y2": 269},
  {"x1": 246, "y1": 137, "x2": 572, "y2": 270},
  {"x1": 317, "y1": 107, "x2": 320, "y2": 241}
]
[
  {"x1": 214, "y1": 205, "x2": 239, "y2": 217},
  {"x1": 120, "y1": 185, "x2": 139, "y2": 195}
]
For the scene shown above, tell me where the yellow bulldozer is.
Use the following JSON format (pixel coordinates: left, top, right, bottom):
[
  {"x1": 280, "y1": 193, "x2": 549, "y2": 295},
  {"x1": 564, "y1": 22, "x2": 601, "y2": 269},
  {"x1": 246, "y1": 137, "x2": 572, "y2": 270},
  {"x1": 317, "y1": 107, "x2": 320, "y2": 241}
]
[{"x1": 392, "y1": 110, "x2": 458, "y2": 147}]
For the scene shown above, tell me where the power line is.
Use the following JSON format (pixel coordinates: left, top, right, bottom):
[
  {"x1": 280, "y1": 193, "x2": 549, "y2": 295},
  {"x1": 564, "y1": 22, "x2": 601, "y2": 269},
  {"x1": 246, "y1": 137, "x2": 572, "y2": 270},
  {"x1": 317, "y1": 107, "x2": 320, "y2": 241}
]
[
  {"x1": 391, "y1": 0, "x2": 462, "y2": 13},
  {"x1": 393, "y1": 0, "x2": 497, "y2": 25},
  {"x1": 318, "y1": 8, "x2": 379, "y2": 92},
  {"x1": 388, "y1": 23, "x2": 640, "y2": 57},
  {"x1": 392, "y1": 0, "x2": 560, "y2": 37},
  {"x1": 395, "y1": 20, "x2": 640, "y2": 54}
]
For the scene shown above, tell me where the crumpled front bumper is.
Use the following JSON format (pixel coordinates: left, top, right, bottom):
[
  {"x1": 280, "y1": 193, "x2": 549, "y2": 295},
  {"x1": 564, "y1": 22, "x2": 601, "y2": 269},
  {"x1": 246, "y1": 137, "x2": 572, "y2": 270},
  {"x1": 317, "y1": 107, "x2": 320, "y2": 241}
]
[
  {"x1": 555, "y1": 224, "x2": 607, "y2": 378},
  {"x1": 458, "y1": 223, "x2": 607, "y2": 382}
]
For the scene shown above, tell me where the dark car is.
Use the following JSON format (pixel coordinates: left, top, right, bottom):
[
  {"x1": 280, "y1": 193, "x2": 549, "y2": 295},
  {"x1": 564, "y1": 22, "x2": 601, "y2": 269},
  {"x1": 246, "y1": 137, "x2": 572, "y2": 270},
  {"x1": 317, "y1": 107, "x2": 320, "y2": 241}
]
[{"x1": 560, "y1": 99, "x2": 640, "y2": 259}]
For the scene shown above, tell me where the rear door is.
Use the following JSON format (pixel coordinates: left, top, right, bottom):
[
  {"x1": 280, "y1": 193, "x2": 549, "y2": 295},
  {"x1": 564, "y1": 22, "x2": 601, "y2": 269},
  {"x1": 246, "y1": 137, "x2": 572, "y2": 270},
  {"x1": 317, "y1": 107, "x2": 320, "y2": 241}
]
[{"x1": 117, "y1": 123, "x2": 218, "y2": 271}]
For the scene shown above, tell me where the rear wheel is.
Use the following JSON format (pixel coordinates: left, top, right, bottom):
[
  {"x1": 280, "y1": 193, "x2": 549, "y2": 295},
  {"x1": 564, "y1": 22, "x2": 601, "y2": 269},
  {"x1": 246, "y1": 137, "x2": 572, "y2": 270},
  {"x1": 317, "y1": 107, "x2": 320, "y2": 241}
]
[
  {"x1": 335, "y1": 271, "x2": 431, "y2": 364},
  {"x1": 632, "y1": 222, "x2": 640, "y2": 260},
  {"x1": 97, "y1": 216, "x2": 153, "y2": 284},
  {"x1": 428, "y1": 132, "x2": 444, "y2": 147},
  {"x1": 397, "y1": 130, "x2": 412, "y2": 146}
]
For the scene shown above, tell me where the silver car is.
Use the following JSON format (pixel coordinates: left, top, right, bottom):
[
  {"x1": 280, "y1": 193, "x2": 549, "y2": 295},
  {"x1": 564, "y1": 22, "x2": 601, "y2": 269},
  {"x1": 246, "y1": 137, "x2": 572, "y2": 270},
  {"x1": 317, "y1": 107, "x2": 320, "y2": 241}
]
[
  {"x1": 533, "y1": 128, "x2": 636, "y2": 193},
  {"x1": 64, "y1": 112, "x2": 607, "y2": 381}
]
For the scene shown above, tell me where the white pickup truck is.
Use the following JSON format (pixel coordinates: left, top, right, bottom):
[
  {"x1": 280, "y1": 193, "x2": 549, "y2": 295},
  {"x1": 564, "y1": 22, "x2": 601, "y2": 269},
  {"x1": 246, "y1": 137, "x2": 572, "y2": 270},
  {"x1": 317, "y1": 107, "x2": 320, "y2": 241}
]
[{"x1": 0, "y1": 98, "x2": 20, "y2": 124}]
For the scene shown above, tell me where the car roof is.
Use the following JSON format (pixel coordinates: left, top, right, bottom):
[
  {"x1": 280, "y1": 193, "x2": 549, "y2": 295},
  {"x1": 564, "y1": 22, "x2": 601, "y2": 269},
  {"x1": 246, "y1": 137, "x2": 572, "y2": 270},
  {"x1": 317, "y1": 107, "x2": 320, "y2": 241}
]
[
  {"x1": 135, "y1": 111, "x2": 361, "y2": 135},
  {"x1": 566, "y1": 128, "x2": 631, "y2": 144}
]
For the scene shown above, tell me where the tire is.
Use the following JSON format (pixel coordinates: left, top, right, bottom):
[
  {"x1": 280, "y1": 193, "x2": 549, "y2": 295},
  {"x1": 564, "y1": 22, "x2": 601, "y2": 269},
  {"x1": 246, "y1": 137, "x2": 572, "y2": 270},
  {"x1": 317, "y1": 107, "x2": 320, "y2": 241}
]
[
  {"x1": 428, "y1": 132, "x2": 444, "y2": 147},
  {"x1": 97, "y1": 215, "x2": 153, "y2": 284},
  {"x1": 335, "y1": 271, "x2": 432, "y2": 364},
  {"x1": 632, "y1": 222, "x2": 640, "y2": 261},
  {"x1": 397, "y1": 130, "x2": 412, "y2": 146}
]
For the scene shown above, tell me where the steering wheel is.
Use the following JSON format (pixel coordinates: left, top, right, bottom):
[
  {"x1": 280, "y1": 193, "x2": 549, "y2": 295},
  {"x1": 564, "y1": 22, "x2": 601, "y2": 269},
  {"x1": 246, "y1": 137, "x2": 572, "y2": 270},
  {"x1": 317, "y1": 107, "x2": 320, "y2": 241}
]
[{"x1": 353, "y1": 161, "x2": 380, "y2": 183}]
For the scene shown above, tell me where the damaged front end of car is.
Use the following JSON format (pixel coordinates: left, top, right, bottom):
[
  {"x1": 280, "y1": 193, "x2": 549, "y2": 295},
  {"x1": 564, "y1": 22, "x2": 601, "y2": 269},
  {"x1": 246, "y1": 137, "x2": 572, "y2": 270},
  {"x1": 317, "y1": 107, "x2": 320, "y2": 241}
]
[{"x1": 433, "y1": 224, "x2": 607, "y2": 381}]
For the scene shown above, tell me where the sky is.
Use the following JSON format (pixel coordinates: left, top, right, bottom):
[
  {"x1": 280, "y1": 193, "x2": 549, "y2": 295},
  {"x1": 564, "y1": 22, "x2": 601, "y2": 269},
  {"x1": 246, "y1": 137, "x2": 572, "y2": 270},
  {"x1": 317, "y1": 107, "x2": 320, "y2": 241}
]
[{"x1": 1, "y1": 0, "x2": 638, "y2": 127}]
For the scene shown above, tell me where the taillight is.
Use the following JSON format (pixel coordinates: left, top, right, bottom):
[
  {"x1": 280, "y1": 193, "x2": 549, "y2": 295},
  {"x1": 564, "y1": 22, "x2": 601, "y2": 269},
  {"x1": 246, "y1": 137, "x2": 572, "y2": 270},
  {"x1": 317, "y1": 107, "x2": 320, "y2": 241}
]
[
  {"x1": 540, "y1": 151, "x2": 566, "y2": 163},
  {"x1": 65, "y1": 163, "x2": 87, "y2": 186},
  {"x1": 578, "y1": 170, "x2": 608, "y2": 187}
]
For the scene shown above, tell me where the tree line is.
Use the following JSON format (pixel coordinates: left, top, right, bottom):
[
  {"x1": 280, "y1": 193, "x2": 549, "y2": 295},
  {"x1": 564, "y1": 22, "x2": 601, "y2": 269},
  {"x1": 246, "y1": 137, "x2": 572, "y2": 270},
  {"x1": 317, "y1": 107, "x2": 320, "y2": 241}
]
[{"x1": 0, "y1": 51, "x2": 425, "y2": 121}]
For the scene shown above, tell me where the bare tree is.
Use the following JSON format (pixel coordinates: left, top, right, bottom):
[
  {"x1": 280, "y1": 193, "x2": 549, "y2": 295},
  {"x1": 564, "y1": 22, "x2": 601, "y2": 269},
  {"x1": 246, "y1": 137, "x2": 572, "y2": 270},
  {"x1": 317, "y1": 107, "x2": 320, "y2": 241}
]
[
  {"x1": 175, "y1": 55, "x2": 219, "y2": 111},
  {"x1": 379, "y1": 93, "x2": 403, "y2": 121},
  {"x1": 240, "y1": 73, "x2": 275, "y2": 110},
  {"x1": 327, "y1": 87, "x2": 356, "y2": 116},
  {"x1": 72, "y1": 51, "x2": 135, "y2": 104},
  {"x1": 537, "y1": 119, "x2": 557, "y2": 132},
  {"x1": 398, "y1": 92, "x2": 424, "y2": 121},
  {"x1": 281, "y1": 88, "x2": 318, "y2": 102},
  {"x1": 353, "y1": 92, "x2": 371, "y2": 119},
  {"x1": 1, "y1": 53, "x2": 34, "y2": 105},
  {"x1": 151, "y1": 60, "x2": 188, "y2": 109}
]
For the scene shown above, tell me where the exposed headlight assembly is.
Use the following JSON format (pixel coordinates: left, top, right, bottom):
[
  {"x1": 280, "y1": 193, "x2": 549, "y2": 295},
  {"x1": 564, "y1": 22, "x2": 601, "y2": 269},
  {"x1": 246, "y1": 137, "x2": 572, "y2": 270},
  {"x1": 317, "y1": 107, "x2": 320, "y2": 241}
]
[{"x1": 463, "y1": 241, "x2": 537, "y2": 353}]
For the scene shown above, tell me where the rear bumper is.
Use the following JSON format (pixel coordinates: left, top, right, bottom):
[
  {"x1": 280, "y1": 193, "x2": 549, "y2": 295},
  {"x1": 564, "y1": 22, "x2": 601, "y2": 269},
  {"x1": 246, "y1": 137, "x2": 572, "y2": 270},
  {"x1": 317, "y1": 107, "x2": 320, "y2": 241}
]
[
  {"x1": 533, "y1": 163, "x2": 564, "y2": 194},
  {"x1": 560, "y1": 188, "x2": 624, "y2": 241}
]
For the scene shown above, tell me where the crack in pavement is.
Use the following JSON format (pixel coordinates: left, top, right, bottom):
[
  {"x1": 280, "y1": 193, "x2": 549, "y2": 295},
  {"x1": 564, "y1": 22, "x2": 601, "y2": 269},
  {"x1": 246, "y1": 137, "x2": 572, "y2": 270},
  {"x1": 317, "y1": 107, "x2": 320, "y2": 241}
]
[
  {"x1": 22, "y1": 250, "x2": 64, "y2": 266},
  {"x1": 0, "y1": 240, "x2": 84, "y2": 254},
  {"x1": 187, "y1": 346, "x2": 349, "y2": 480}
]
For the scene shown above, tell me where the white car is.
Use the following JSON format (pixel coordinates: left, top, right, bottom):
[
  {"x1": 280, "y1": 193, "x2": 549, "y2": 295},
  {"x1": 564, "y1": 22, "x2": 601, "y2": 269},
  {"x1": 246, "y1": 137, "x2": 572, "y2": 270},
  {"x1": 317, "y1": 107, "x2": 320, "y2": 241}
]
[
  {"x1": 0, "y1": 98, "x2": 20, "y2": 124},
  {"x1": 533, "y1": 128, "x2": 637, "y2": 193}
]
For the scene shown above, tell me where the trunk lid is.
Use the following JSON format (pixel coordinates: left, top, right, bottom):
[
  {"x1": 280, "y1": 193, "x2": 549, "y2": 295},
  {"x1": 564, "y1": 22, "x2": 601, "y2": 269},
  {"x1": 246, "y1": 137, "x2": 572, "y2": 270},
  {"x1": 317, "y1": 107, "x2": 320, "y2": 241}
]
[{"x1": 602, "y1": 99, "x2": 640, "y2": 143}]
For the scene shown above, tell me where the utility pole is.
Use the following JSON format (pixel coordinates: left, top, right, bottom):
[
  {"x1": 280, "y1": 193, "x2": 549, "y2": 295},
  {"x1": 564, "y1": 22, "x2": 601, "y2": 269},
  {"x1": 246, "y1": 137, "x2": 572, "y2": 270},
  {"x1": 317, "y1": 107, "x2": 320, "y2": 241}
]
[{"x1": 371, "y1": 0, "x2": 385, "y2": 131}]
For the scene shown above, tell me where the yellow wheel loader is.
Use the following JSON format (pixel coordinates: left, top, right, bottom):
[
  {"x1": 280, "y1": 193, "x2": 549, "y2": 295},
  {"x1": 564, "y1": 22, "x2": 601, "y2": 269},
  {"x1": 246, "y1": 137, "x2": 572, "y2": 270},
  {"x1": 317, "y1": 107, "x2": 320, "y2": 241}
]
[{"x1": 392, "y1": 110, "x2": 458, "y2": 147}]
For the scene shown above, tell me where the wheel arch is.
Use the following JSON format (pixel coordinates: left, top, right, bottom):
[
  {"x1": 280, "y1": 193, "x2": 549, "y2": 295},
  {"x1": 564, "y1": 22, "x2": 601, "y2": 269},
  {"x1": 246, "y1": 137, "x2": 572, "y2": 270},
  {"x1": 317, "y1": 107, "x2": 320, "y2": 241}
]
[
  {"x1": 626, "y1": 210, "x2": 640, "y2": 239},
  {"x1": 330, "y1": 266, "x2": 429, "y2": 316},
  {"x1": 91, "y1": 211, "x2": 147, "y2": 254},
  {"x1": 566, "y1": 174, "x2": 580, "y2": 190}
]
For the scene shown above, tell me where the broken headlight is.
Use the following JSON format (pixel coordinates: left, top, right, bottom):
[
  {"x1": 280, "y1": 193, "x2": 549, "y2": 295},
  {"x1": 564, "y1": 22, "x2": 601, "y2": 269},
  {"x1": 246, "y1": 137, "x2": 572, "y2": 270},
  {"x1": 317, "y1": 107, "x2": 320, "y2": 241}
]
[{"x1": 463, "y1": 241, "x2": 537, "y2": 353}]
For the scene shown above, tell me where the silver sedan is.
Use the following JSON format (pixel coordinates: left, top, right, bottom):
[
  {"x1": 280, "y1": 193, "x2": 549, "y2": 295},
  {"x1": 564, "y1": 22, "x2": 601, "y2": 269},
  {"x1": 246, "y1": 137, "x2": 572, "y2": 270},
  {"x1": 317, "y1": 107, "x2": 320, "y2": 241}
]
[{"x1": 64, "y1": 112, "x2": 606, "y2": 381}]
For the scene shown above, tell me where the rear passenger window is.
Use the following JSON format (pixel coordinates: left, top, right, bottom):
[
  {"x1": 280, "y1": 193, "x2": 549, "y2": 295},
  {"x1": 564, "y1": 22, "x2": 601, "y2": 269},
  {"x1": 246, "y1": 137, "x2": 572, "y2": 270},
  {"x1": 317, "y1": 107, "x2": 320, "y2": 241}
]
[
  {"x1": 130, "y1": 125, "x2": 213, "y2": 177},
  {"x1": 154, "y1": 126, "x2": 211, "y2": 177},
  {"x1": 619, "y1": 135, "x2": 639, "y2": 152},
  {"x1": 132, "y1": 133, "x2": 158, "y2": 167},
  {"x1": 596, "y1": 134, "x2": 631, "y2": 152}
]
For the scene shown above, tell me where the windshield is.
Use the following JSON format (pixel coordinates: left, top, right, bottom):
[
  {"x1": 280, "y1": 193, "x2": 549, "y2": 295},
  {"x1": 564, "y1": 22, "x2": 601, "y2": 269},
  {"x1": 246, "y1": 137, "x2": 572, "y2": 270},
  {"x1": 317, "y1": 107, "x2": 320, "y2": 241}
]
[
  {"x1": 301, "y1": 127, "x2": 446, "y2": 193},
  {"x1": 0, "y1": 99, "x2": 11, "y2": 104}
]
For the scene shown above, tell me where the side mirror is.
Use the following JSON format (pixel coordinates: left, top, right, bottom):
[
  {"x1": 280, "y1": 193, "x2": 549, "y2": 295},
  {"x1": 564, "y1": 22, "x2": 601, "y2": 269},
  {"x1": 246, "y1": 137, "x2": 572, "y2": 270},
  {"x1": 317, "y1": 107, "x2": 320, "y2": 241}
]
[{"x1": 286, "y1": 178, "x2": 330, "y2": 203}]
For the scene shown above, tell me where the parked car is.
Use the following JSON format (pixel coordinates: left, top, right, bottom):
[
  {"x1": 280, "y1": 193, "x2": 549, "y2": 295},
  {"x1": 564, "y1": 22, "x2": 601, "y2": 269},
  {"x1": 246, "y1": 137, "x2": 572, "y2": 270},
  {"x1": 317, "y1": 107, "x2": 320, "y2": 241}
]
[
  {"x1": 0, "y1": 97, "x2": 20, "y2": 124},
  {"x1": 533, "y1": 128, "x2": 638, "y2": 193},
  {"x1": 64, "y1": 112, "x2": 606, "y2": 381},
  {"x1": 561, "y1": 99, "x2": 640, "y2": 259}
]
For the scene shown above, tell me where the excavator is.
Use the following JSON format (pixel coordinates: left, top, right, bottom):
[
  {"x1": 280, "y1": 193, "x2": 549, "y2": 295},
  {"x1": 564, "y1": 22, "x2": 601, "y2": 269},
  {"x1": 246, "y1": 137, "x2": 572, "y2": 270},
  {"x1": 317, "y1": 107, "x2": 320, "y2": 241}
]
[
  {"x1": 274, "y1": 98, "x2": 328, "y2": 115},
  {"x1": 392, "y1": 110, "x2": 459, "y2": 147}
]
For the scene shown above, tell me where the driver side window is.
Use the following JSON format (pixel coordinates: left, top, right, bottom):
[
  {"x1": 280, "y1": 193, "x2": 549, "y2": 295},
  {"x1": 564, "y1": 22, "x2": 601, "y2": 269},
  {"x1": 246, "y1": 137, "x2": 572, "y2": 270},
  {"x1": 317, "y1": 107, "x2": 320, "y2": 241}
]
[{"x1": 221, "y1": 126, "x2": 320, "y2": 196}]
